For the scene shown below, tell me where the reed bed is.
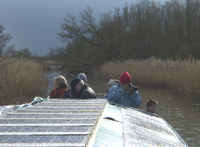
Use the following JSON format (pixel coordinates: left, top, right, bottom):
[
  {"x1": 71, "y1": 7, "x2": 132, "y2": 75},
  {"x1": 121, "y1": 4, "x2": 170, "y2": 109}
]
[
  {"x1": 0, "y1": 58, "x2": 47, "y2": 105},
  {"x1": 98, "y1": 57, "x2": 200, "y2": 96}
]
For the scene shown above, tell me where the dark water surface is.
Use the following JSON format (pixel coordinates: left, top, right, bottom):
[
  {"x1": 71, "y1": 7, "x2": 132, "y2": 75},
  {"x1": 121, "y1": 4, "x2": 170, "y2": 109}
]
[{"x1": 2, "y1": 69, "x2": 200, "y2": 146}]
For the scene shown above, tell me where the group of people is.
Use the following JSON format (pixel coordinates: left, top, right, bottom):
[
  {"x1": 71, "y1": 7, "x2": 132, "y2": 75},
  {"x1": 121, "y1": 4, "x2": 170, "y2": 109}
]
[
  {"x1": 49, "y1": 73, "x2": 96, "y2": 99},
  {"x1": 49, "y1": 72, "x2": 158, "y2": 114}
]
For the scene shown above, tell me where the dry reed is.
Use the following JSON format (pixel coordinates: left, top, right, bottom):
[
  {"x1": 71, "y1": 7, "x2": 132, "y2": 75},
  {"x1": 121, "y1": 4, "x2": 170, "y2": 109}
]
[
  {"x1": 0, "y1": 58, "x2": 47, "y2": 105},
  {"x1": 99, "y1": 57, "x2": 200, "y2": 95}
]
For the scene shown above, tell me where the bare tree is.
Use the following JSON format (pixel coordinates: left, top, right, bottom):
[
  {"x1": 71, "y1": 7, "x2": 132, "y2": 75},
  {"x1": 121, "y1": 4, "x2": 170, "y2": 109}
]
[
  {"x1": 54, "y1": 0, "x2": 200, "y2": 73},
  {"x1": 0, "y1": 25, "x2": 14, "y2": 57},
  {"x1": 58, "y1": 7, "x2": 128, "y2": 61}
]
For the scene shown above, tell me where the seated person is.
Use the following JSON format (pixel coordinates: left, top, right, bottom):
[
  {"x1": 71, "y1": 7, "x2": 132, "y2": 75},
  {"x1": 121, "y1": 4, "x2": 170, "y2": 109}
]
[
  {"x1": 70, "y1": 77, "x2": 96, "y2": 99},
  {"x1": 49, "y1": 75, "x2": 72, "y2": 98},
  {"x1": 103, "y1": 72, "x2": 142, "y2": 108},
  {"x1": 71, "y1": 73, "x2": 88, "y2": 98},
  {"x1": 146, "y1": 99, "x2": 158, "y2": 114},
  {"x1": 106, "y1": 79, "x2": 120, "y2": 93}
]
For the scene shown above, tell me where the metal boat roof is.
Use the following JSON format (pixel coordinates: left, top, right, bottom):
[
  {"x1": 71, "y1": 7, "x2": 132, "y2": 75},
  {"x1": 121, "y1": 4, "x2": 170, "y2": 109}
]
[{"x1": 0, "y1": 98, "x2": 188, "y2": 147}]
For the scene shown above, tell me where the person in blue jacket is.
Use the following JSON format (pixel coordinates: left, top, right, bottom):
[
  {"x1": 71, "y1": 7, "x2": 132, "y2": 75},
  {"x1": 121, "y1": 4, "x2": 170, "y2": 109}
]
[{"x1": 103, "y1": 72, "x2": 142, "y2": 108}]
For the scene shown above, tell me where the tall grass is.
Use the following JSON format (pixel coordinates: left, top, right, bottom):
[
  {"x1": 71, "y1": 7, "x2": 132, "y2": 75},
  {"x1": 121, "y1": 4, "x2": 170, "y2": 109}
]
[
  {"x1": 0, "y1": 58, "x2": 47, "y2": 105},
  {"x1": 98, "y1": 57, "x2": 200, "y2": 96}
]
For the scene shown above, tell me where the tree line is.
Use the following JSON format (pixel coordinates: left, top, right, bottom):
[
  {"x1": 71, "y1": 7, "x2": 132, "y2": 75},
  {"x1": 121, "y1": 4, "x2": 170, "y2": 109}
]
[{"x1": 49, "y1": 0, "x2": 200, "y2": 74}]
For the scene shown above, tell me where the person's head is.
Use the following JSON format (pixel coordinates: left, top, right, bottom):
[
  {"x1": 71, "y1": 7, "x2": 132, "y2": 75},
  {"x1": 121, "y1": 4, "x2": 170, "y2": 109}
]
[
  {"x1": 107, "y1": 79, "x2": 120, "y2": 92},
  {"x1": 54, "y1": 75, "x2": 68, "y2": 89},
  {"x1": 77, "y1": 73, "x2": 87, "y2": 83},
  {"x1": 146, "y1": 99, "x2": 158, "y2": 113},
  {"x1": 120, "y1": 72, "x2": 132, "y2": 85},
  {"x1": 70, "y1": 77, "x2": 84, "y2": 92}
]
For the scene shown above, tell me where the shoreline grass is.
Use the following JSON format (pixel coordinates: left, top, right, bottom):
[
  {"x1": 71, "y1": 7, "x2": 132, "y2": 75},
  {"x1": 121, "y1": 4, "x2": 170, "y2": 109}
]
[
  {"x1": 98, "y1": 57, "x2": 200, "y2": 97},
  {"x1": 0, "y1": 58, "x2": 47, "y2": 105}
]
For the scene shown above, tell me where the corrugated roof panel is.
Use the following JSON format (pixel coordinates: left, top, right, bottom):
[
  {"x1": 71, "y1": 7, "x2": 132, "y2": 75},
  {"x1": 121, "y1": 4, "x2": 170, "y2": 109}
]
[
  {"x1": 0, "y1": 99, "x2": 107, "y2": 147},
  {"x1": 122, "y1": 107, "x2": 187, "y2": 147},
  {"x1": 0, "y1": 118, "x2": 96, "y2": 124},
  {"x1": 0, "y1": 98, "x2": 187, "y2": 147}
]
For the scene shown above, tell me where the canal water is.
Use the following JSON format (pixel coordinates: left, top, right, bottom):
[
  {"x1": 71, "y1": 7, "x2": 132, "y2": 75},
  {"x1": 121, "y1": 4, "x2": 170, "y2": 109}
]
[{"x1": 1, "y1": 68, "x2": 200, "y2": 146}]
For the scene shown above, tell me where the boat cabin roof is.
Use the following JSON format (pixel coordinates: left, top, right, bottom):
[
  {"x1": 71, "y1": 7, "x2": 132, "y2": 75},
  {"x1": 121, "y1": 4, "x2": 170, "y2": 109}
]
[{"x1": 0, "y1": 98, "x2": 188, "y2": 147}]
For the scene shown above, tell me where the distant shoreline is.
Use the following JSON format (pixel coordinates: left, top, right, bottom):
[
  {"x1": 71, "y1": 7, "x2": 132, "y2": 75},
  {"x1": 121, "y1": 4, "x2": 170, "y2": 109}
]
[{"x1": 98, "y1": 57, "x2": 200, "y2": 99}]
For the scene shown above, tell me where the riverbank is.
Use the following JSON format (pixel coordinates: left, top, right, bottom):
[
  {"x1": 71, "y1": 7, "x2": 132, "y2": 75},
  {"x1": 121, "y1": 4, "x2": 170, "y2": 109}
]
[
  {"x1": 98, "y1": 57, "x2": 200, "y2": 98},
  {"x1": 1, "y1": 57, "x2": 199, "y2": 105}
]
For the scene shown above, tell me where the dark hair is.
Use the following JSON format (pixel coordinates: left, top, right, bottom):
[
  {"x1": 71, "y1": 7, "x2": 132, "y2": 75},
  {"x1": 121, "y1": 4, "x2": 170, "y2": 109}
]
[
  {"x1": 70, "y1": 77, "x2": 82, "y2": 89},
  {"x1": 146, "y1": 99, "x2": 158, "y2": 108}
]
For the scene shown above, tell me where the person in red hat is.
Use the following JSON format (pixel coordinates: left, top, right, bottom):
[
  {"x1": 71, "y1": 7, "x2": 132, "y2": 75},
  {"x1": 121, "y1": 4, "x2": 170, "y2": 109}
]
[{"x1": 103, "y1": 72, "x2": 142, "y2": 108}]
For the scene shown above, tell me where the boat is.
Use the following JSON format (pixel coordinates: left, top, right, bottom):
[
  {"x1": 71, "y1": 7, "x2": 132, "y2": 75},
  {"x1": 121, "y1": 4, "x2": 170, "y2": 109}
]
[{"x1": 0, "y1": 97, "x2": 188, "y2": 147}]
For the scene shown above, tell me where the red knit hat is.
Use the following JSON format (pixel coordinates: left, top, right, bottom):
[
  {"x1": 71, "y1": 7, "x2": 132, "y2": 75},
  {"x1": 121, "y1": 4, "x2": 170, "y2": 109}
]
[{"x1": 120, "y1": 72, "x2": 132, "y2": 84}]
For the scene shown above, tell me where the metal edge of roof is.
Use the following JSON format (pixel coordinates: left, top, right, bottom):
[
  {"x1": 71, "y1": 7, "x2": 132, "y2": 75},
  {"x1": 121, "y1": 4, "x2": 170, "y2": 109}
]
[
  {"x1": 103, "y1": 103, "x2": 123, "y2": 122},
  {"x1": 86, "y1": 101, "x2": 109, "y2": 147},
  {"x1": 91, "y1": 103, "x2": 124, "y2": 147},
  {"x1": 159, "y1": 115, "x2": 188, "y2": 147}
]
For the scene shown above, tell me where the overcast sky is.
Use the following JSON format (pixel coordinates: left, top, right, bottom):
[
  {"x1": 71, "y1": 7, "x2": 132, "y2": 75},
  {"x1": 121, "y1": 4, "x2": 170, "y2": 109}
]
[{"x1": 0, "y1": 0, "x2": 168, "y2": 56}]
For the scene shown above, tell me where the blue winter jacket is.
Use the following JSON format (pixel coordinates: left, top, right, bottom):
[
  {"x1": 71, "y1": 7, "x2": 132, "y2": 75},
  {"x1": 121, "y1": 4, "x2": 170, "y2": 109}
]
[{"x1": 103, "y1": 85, "x2": 142, "y2": 108}]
